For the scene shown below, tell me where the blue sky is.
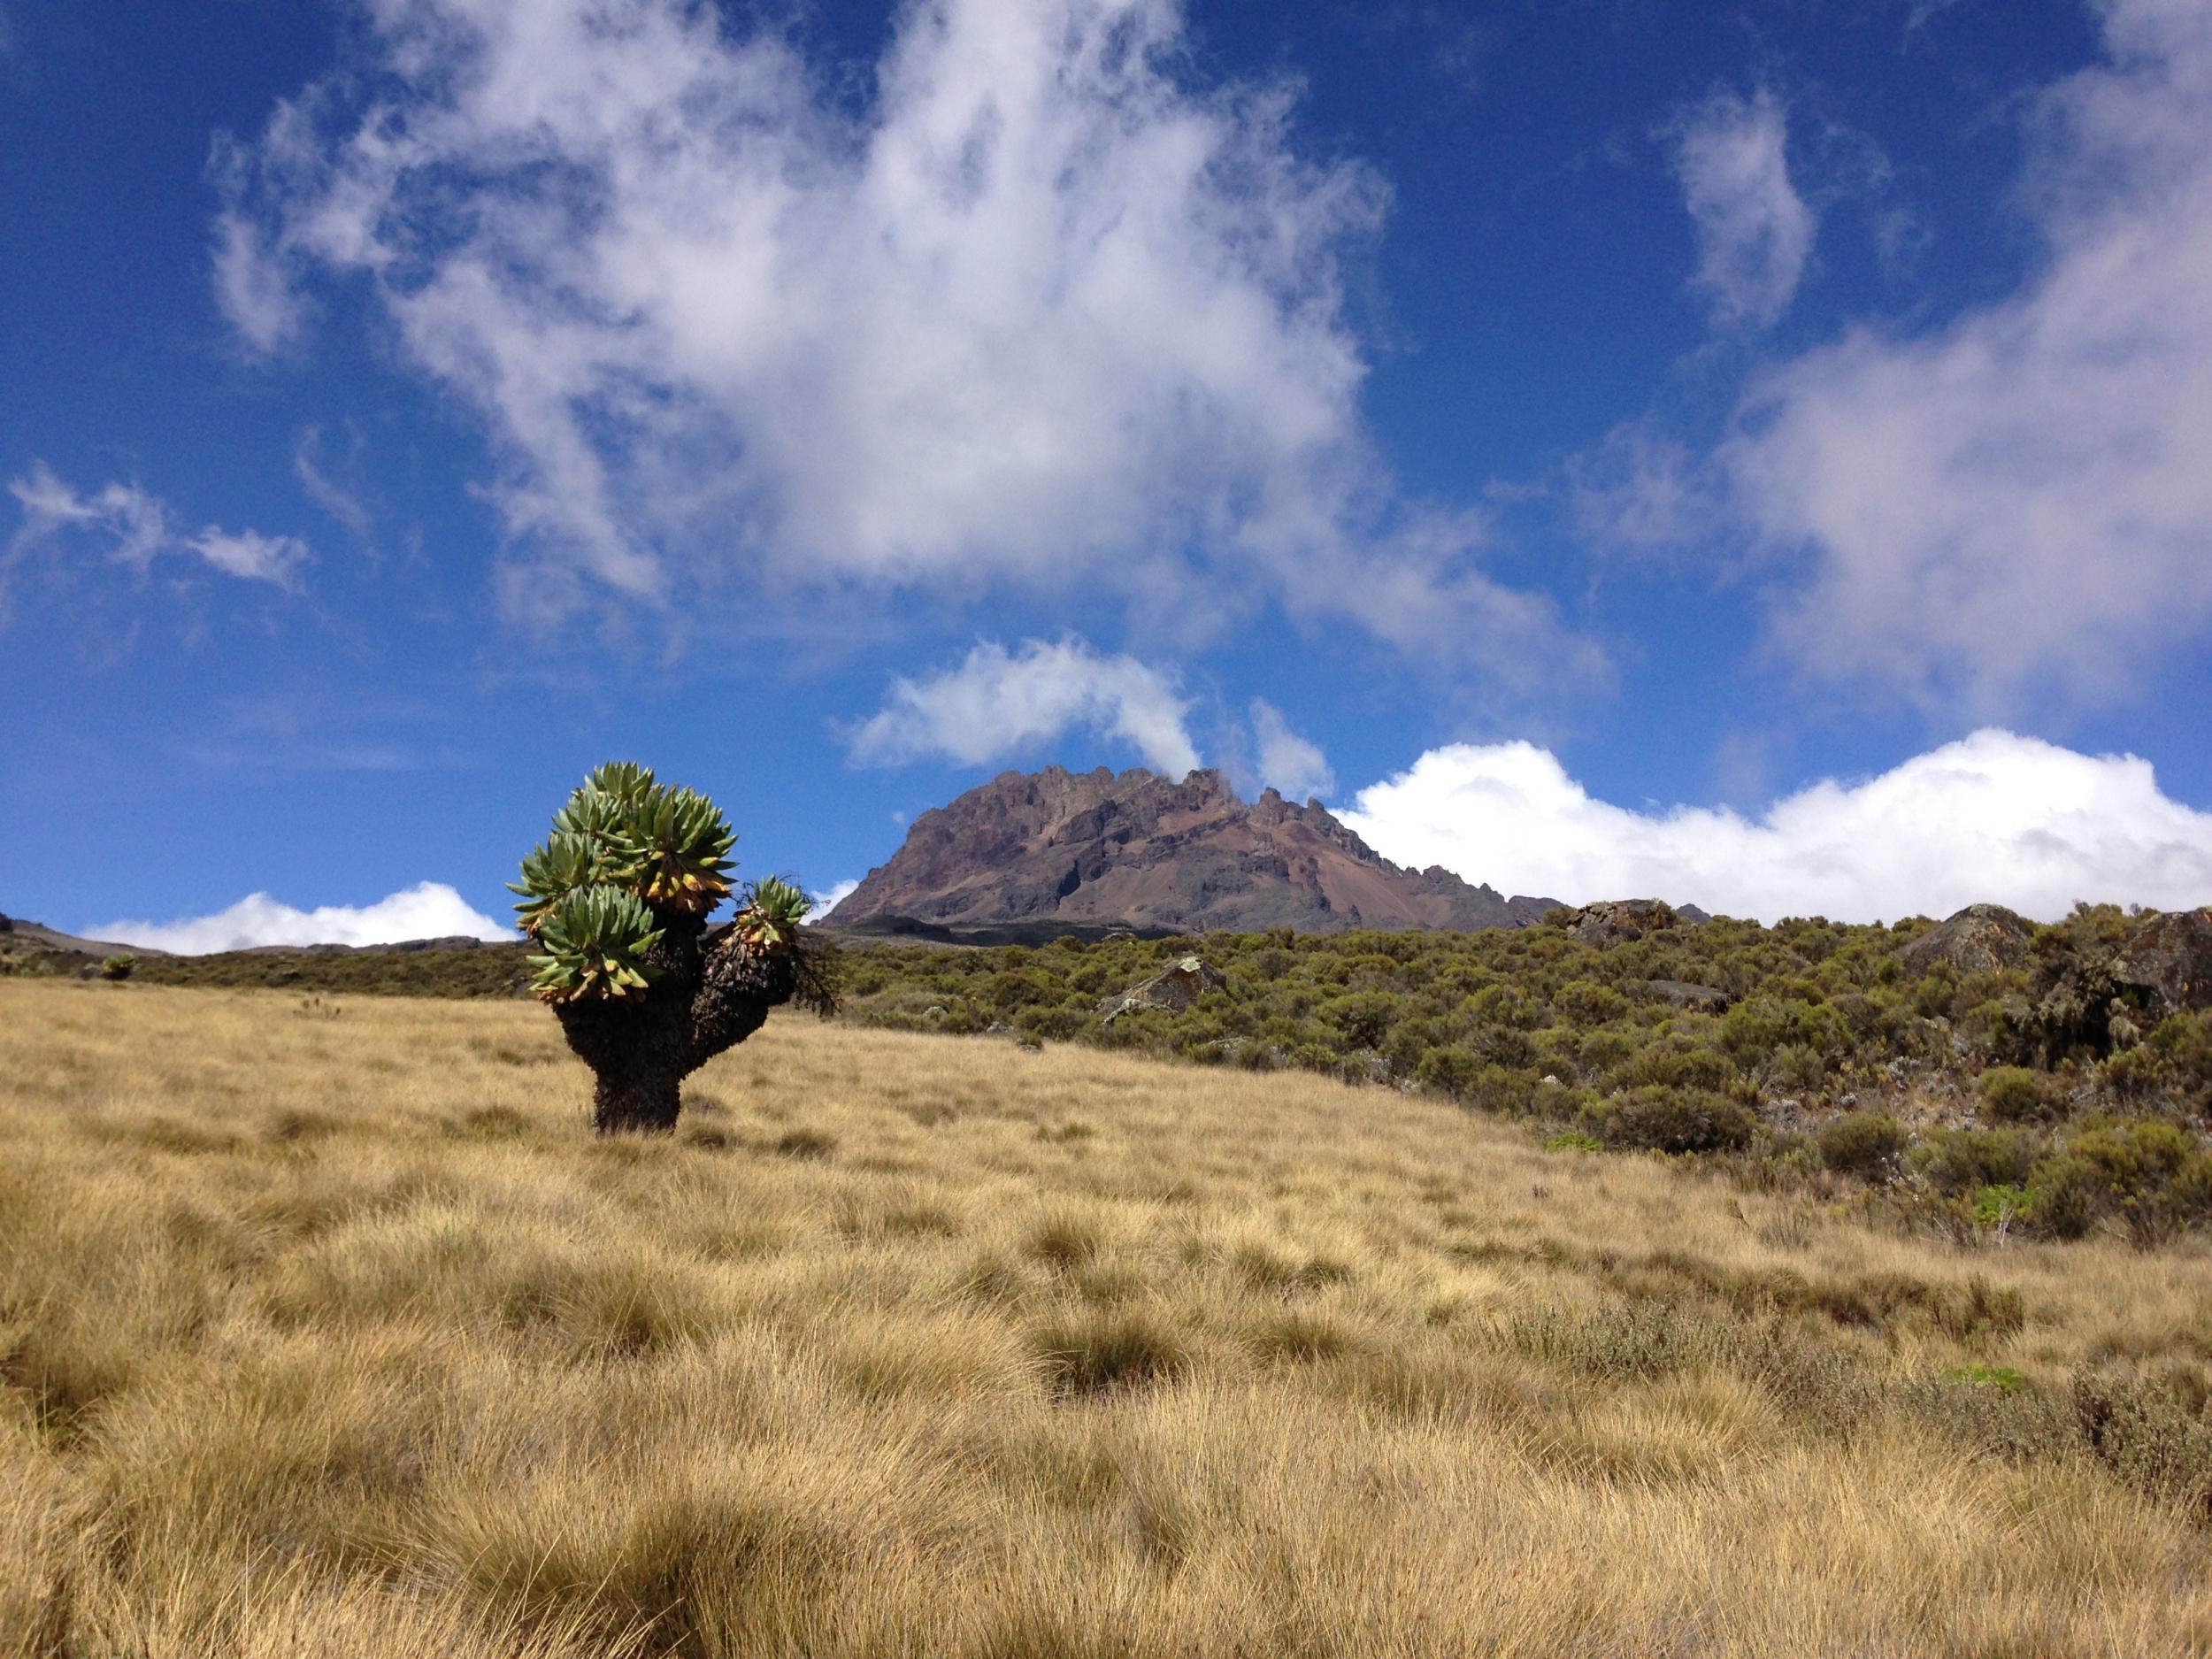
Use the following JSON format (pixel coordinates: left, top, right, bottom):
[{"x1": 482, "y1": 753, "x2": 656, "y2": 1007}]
[{"x1": 4, "y1": 0, "x2": 2210, "y2": 947}]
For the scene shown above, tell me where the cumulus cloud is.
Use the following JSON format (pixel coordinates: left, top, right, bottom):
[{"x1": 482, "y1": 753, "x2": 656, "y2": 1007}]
[
  {"x1": 1340, "y1": 728, "x2": 2212, "y2": 924},
  {"x1": 1723, "y1": 0, "x2": 2212, "y2": 707},
  {"x1": 209, "y1": 0, "x2": 1597, "y2": 675},
  {"x1": 5, "y1": 462, "x2": 308, "y2": 591},
  {"x1": 1248, "y1": 698, "x2": 1334, "y2": 800},
  {"x1": 1673, "y1": 88, "x2": 1815, "y2": 329},
  {"x1": 846, "y1": 637, "x2": 1202, "y2": 777},
  {"x1": 91, "y1": 881, "x2": 511, "y2": 955}
]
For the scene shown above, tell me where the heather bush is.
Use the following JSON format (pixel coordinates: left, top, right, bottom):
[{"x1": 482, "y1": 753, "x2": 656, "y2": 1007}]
[
  {"x1": 1980, "y1": 1064, "x2": 2062, "y2": 1124},
  {"x1": 1587, "y1": 1086, "x2": 1759, "y2": 1155},
  {"x1": 1817, "y1": 1111, "x2": 1909, "y2": 1180}
]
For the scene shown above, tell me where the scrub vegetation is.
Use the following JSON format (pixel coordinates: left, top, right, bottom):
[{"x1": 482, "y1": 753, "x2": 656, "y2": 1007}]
[
  {"x1": 4, "y1": 979, "x2": 2210, "y2": 1656},
  {"x1": 833, "y1": 905, "x2": 2212, "y2": 1246},
  {"x1": 27, "y1": 901, "x2": 2211, "y2": 1240}
]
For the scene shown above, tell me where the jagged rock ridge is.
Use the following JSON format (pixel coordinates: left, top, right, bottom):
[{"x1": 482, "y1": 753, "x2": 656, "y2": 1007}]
[{"x1": 826, "y1": 767, "x2": 1562, "y2": 936}]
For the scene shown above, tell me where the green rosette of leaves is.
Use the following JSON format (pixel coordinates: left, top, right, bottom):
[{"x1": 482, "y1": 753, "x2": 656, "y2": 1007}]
[{"x1": 526, "y1": 885, "x2": 664, "y2": 1004}]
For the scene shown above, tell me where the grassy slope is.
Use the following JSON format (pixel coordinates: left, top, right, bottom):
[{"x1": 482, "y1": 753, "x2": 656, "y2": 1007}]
[{"x1": 4, "y1": 979, "x2": 2210, "y2": 1656}]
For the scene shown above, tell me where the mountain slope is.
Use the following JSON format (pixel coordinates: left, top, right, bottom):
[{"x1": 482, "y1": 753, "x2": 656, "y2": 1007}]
[{"x1": 826, "y1": 767, "x2": 1559, "y2": 935}]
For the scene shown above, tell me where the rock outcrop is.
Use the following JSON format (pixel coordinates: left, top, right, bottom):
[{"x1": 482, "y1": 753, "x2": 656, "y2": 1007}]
[
  {"x1": 2108, "y1": 907, "x2": 2212, "y2": 1016},
  {"x1": 1896, "y1": 904, "x2": 2037, "y2": 977},
  {"x1": 825, "y1": 767, "x2": 1560, "y2": 937},
  {"x1": 1556, "y1": 899, "x2": 1682, "y2": 948},
  {"x1": 1638, "y1": 979, "x2": 1732, "y2": 1010},
  {"x1": 2025, "y1": 905, "x2": 2212, "y2": 1056},
  {"x1": 1098, "y1": 956, "x2": 1228, "y2": 1023}
]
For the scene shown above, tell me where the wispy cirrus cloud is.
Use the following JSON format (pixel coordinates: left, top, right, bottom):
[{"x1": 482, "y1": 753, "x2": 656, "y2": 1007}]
[
  {"x1": 293, "y1": 426, "x2": 375, "y2": 547},
  {"x1": 1672, "y1": 88, "x2": 1815, "y2": 329},
  {"x1": 5, "y1": 461, "x2": 310, "y2": 603},
  {"x1": 209, "y1": 0, "x2": 1601, "y2": 687}
]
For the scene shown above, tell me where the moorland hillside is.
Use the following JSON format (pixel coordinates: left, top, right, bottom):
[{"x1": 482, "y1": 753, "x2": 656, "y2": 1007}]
[
  {"x1": 3, "y1": 979, "x2": 2209, "y2": 1655},
  {"x1": 15, "y1": 895, "x2": 2211, "y2": 1243}
]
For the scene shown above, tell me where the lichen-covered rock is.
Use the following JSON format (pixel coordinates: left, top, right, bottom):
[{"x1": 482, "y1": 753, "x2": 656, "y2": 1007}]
[
  {"x1": 1558, "y1": 899, "x2": 1679, "y2": 948},
  {"x1": 1639, "y1": 979, "x2": 1732, "y2": 1010},
  {"x1": 1098, "y1": 956, "x2": 1227, "y2": 1023},
  {"x1": 2108, "y1": 907, "x2": 2212, "y2": 1016},
  {"x1": 1896, "y1": 903, "x2": 2037, "y2": 976}
]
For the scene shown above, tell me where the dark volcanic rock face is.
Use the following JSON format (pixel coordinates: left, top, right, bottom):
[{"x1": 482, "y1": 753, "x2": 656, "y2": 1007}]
[{"x1": 827, "y1": 767, "x2": 1561, "y2": 936}]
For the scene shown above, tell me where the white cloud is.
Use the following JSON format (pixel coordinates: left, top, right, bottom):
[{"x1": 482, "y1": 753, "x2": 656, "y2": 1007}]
[
  {"x1": 212, "y1": 208, "x2": 305, "y2": 356},
  {"x1": 1568, "y1": 419, "x2": 1721, "y2": 555},
  {"x1": 846, "y1": 636, "x2": 1202, "y2": 777},
  {"x1": 8, "y1": 462, "x2": 171, "y2": 567},
  {"x1": 294, "y1": 426, "x2": 375, "y2": 545},
  {"x1": 1340, "y1": 728, "x2": 2212, "y2": 924},
  {"x1": 1249, "y1": 698, "x2": 1334, "y2": 800},
  {"x1": 186, "y1": 526, "x2": 310, "y2": 588},
  {"x1": 91, "y1": 881, "x2": 512, "y2": 955},
  {"x1": 1674, "y1": 88, "x2": 1815, "y2": 329},
  {"x1": 807, "y1": 879, "x2": 859, "y2": 919},
  {"x1": 1723, "y1": 0, "x2": 2212, "y2": 707},
  {"x1": 211, "y1": 0, "x2": 1597, "y2": 676},
  {"x1": 5, "y1": 462, "x2": 309, "y2": 591}
]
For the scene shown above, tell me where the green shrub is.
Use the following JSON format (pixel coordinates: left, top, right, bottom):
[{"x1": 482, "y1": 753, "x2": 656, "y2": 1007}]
[
  {"x1": 1765, "y1": 1042, "x2": 1827, "y2": 1094},
  {"x1": 1588, "y1": 1086, "x2": 1758, "y2": 1155},
  {"x1": 98, "y1": 953, "x2": 136, "y2": 982},
  {"x1": 1914, "y1": 1129, "x2": 2035, "y2": 1197},
  {"x1": 1816, "y1": 1111, "x2": 1909, "y2": 1180},
  {"x1": 1414, "y1": 1045, "x2": 1483, "y2": 1099},
  {"x1": 1321, "y1": 990, "x2": 1398, "y2": 1050},
  {"x1": 2030, "y1": 1120, "x2": 2212, "y2": 1245},
  {"x1": 1616, "y1": 1043, "x2": 1733, "y2": 1094},
  {"x1": 1979, "y1": 1065, "x2": 2062, "y2": 1124},
  {"x1": 1551, "y1": 979, "x2": 1628, "y2": 1024},
  {"x1": 1576, "y1": 1028, "x2": 1638, "y2": 1075}
]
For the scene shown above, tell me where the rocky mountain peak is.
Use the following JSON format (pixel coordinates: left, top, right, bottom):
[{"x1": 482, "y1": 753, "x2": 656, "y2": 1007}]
[{"x1": 826, "y1": 766, "x2": 1560, "y2": 936}]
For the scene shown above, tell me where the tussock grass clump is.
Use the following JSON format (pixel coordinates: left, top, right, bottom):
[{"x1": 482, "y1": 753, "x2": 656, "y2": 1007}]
[
  {"x1": 4, "y1": 979, "x2": 2212, "y2": 1656},
  {"x1": 1032, "y1": 1306, "x2": 1196, "y2": 1396}
]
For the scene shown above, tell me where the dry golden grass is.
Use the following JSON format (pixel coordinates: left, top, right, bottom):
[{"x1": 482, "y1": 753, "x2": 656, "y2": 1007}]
[{"x1": 3, "y1": 979, "x2": 2210, "y2": 1658}]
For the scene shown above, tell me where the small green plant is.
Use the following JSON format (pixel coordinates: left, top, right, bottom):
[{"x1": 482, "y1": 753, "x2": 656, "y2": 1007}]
[
  {"x1": 1545, "y1": 1130, "x2": 1602, "y2": 1154},
  {"x1": 1944, "y1": 1363, "x2": 2024, "y2": 1394},
  {"x1": 1970, "y1": 1184, "x2": 2032, "y2": 1231},
  {"x1": 98, "y1": 953, "x2": 135, "y2": 982}
]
